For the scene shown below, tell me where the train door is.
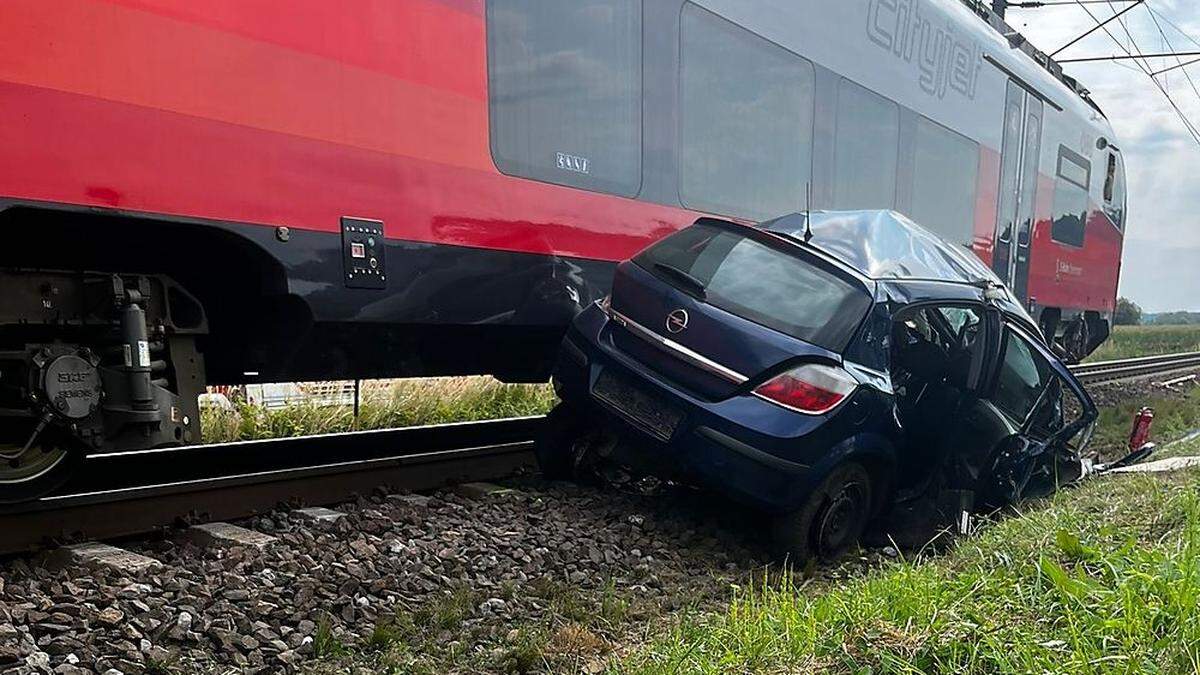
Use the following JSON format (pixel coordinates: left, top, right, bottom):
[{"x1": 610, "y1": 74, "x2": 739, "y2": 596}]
[{"x1": 993, "y1": 80, "x2": 1043, "y2": 301}]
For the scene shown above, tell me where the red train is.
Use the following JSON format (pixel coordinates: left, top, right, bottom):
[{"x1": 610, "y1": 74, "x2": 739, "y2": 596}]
[{"x1": 0, "y1": 0, "x2": 1124, "y2": 499}]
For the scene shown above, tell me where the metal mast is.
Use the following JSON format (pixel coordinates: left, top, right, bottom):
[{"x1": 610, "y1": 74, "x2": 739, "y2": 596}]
[{"x1": 992, "y1": 0, "x2": 1007, "y2": 18}]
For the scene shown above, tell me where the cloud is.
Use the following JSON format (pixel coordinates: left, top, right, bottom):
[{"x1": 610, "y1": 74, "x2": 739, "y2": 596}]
[{"x1": 1014, "y1": 3, "x2": 1200, "y2": 310}]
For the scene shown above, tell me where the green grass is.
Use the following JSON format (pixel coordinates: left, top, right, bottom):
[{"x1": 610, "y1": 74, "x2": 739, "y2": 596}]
[
  {"x1": 1086, "y1": 324, "x2": 1200, "y2": 362},
  {"x1": 617, "y1": 469, "x2": 1200, "y2": 674},
  {"x1": 1092, "y1": 386, "x2": 1200, "y2": 459},
  {"x1": 200, "y1": 377, "x2": 555, "y2": 443}
]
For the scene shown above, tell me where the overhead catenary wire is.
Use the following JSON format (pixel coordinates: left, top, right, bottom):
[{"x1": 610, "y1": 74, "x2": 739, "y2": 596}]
[
  {"x1": 1151, "y1": 56, "x2": 1200, "y2": 78},
  {"x1": 1142, "y1": 3, "x2": 1200, "y2": 117},
  {"x1": 1050, "y1": 0, "x2": 1146, "y2": 56},
  {"x1": 1011, "y1": 0, "x2": 1200, "y2": 138},
  {"x1": 1057, "y1": 49, "x2": 1200, "y2": 63},
  {"x1": 1065, "y1": 0, "x2": 1200, "y2": 145}
]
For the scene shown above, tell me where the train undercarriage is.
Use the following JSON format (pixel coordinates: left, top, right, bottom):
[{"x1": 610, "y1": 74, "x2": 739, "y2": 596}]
[{"x1": 0, "y1": 269, "x2": 206, "y2": 502}]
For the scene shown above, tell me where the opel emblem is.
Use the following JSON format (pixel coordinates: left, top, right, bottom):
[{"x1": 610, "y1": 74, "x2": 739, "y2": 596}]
[{"x1": 666, "y1": 309, "x2": 689, "y2": 334}]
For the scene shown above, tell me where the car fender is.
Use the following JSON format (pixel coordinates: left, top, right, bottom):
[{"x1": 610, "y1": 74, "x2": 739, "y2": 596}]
[{"x1": 785, "y1": 431, "x2": 899, "y2": 513}]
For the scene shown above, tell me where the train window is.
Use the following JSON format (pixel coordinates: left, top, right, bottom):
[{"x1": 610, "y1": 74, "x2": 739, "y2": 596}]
[
  {"x1": 909, "y1": 117, "x2": 979, "y2": 246},
  {"x1": 1104, "y1": 152, "x2": 1126, "y2": 231},
  {"x1": 486, "y1": 0, "x2": 642, "y2": 197},
  {"x1": 1050, "y1": 147, "x2": 1091, "y2": 247},
  {"x1": 1103, "y1": 153, "x2": 1116, "y2": 202},
  {"x1": 833, "y1": 79, "x2": 900, "y2": 211},
  {"x1": 679, "y1": 4, "x2": 815, "y2": 221}
]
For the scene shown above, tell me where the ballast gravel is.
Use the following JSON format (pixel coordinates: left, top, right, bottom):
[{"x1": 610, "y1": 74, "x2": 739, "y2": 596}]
[{"x1": 0, "y1": 480, "x2": 792, "y2": 674}]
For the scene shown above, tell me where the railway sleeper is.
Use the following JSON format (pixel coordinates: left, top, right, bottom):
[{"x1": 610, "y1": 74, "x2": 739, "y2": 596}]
[{"x1": 0, "y1": 269, "x2": 207, "y2": 503}]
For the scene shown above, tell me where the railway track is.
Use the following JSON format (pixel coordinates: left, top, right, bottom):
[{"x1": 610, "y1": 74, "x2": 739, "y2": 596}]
[
  {"x1": 1069, "y1": 351, "x2": 1200, "y2": 385},
  {"x1": 0, "y1": 417, "x2": 541, "y2": 555},
  {"x1": 1, "y1": 351, "x2": 1198, "y2": 556}
]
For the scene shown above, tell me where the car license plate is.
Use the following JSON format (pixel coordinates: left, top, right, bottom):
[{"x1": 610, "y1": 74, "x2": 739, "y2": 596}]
[{"x1": 592, "y1": 370, "x2": 683, "y2": 441}]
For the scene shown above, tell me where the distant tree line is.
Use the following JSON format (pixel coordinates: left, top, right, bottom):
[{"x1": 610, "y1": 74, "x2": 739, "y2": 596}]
[
  {"x1": 1115, "y1": 297, "x2": 1200, "y2": 326},
  {"x1": 1149, "y1": 311, "x2": 1200, "y2": 326}
]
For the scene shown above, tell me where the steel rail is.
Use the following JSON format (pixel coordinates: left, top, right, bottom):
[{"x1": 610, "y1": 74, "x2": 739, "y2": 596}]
[
  {"x1": 1069, "y1": 351, "x2": 1200, "y2": 385},
  {"x1": 0, "y1": 416, "x2": 542, "y2": 555}
]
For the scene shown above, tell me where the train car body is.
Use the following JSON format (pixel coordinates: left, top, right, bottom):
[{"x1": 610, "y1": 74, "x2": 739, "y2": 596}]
[{"x1": 0, "y1": 0, "x2": 1125, "y2": 496}]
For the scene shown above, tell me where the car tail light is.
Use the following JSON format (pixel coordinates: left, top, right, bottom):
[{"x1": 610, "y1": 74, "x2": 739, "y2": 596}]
[{"x1": 753, "y1": 364, "x2": 858, "y2": 415}]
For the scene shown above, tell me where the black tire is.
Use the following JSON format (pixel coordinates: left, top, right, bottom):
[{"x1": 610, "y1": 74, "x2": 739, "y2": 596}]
[
  {"x1": 773, "y1": 462, "x2": 873, "y2": 563},
  {"x1": 535, "y1": 403, "x2": 586, "y2": 481}
]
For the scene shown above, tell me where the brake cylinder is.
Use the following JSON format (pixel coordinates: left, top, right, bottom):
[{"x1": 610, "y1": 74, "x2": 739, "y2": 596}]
[{"x1": 120, "y1": 300, "x2": 157, "y2": 413}]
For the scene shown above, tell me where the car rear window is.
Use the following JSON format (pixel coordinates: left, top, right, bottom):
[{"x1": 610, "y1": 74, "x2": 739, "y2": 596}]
[{"x1": 633, "y1": 222, "x2": 872, "y2": 350}]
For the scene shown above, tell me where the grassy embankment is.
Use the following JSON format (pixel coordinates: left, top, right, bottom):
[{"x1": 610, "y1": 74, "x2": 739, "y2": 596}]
[
  {"x1": 617, "y1": 467, "x2": 1200, "y2": 673},
  {"x1": 200, "y1": 377, "x2": 555, "y2": 443},
  {"x1": 1086, "y1": 324, "x2": 1200, "y2": 362}
]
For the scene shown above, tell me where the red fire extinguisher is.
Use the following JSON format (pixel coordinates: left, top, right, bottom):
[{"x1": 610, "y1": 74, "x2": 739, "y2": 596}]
[{"x1": 1128, "y1": 407, "x2": 1154, "y2": 452}]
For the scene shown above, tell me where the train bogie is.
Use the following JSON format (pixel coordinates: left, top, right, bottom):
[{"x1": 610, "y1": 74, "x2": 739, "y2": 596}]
[{"x1": 0, "y1": 269, "x2": 206, "y2": 500}]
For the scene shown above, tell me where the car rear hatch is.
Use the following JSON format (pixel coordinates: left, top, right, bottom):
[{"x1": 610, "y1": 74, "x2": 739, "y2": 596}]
[{"x1": 605, "y1": 218, "x2": 874, "y2": 400}]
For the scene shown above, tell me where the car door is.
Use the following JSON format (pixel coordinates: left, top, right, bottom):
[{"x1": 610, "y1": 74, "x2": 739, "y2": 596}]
[{"x1": 973, "y1": 320, "x2": 1098, "y2": 506}]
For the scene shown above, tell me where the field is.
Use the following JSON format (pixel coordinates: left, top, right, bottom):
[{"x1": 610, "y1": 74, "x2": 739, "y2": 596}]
[
  {"x1": 1085, "y1": 324, "x2": 1200, "y2": 362},
  {"x1": 200, "y1": 377, "x2": 555, "y2": 443}
]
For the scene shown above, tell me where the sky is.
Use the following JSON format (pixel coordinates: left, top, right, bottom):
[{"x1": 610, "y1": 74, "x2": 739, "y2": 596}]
[{"x1": 1013, "y1": 0, "x2": 1200, "y2": 313}]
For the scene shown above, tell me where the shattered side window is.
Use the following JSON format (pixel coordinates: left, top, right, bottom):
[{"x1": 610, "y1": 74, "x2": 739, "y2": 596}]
[
  {"x1": 1030, "y1": 376, "x2": 1091, "y2": 447},
  {"x1": 937, "y1": 306, "x2": 981, "y2": 335},
  {"x1": 992, "y1": 329, "x2": 1054, "y2": 424}
]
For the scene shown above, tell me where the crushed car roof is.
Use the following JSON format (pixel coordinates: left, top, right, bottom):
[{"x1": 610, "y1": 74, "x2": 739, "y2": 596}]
[{"x1": 760, "y1": 210, "x2": 1001, "y2": 286}]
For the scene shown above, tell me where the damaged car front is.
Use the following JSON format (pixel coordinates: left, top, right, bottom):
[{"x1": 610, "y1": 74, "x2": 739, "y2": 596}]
[{"x1": 540, "y1": 210, "x2": 1098, "y2": 560}]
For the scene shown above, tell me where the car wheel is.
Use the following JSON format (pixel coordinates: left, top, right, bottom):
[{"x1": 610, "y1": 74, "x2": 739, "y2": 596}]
[
  {"x1": 773, "y1": 462, "x2": 873, "y2": 563},
  {"x1": 534, "y1": 403, "x2": 587, "y2": 481}
]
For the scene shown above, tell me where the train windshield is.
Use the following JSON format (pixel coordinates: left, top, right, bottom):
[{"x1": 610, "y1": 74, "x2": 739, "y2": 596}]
[{"x1": 633, "y1": 222, "x2": 872, "y2": 351}]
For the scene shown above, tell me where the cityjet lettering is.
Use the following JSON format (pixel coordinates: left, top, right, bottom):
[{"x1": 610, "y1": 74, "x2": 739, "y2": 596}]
[{"x1": 866, "y1": 0, "x2": 983, "y2": 101}]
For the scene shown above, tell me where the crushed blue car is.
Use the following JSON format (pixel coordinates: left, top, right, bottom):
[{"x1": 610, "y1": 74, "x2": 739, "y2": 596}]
[{"x1": 539, "y1": 210, "x2": 1098, "y2": 561}]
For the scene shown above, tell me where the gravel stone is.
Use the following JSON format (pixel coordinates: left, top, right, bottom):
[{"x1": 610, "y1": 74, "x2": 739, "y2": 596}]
[
  {"x1": 0, "y1": 475, "x2": 797, "y2": 672},
  {"x1": 96, "y1": 606, "x2": 124, "y2": 626}
]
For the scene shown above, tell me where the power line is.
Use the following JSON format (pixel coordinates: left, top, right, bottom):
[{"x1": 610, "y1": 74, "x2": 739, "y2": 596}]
[
  {"x1": 1057, "y1": 49, "x2": 1200, "y2": 62},
  {"x1": 1010, "y1": 0, "x2": 1138, "y2": 6},
  {"x1": 1143, "y1": 3, "x2": 1200, "y2": 110},
  {"x1": 1151, "y1": 55, "x2": 1200, "y2": 77},
  {"x1": 1142, "y1": 7, "x2": 1200, "y2": 51},
  {"x1": 1070, "y1": 0, "x2": 1200, "y2": 144},
  {"x1": 1050, "y1": 0, "x2": 1145, "y2": 57}
]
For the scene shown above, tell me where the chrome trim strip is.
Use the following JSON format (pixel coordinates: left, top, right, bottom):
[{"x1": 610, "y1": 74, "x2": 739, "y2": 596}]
[{"x1": 608, "y1": 309, "x2": 749, "y2": 384}]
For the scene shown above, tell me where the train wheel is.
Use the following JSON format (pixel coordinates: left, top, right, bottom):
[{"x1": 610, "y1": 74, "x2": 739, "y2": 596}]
[
  {"x1": 1062, "y1": 319, "x2": 1090, "y2": 364},
  {"x1": 0, "y1": 424, "x2": 82, "y2": 504}
]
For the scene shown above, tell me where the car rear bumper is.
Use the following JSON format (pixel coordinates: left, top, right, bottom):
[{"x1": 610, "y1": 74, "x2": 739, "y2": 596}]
[{"x1": 553, "y1": 304, "x2": 858, "y2": 513}]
